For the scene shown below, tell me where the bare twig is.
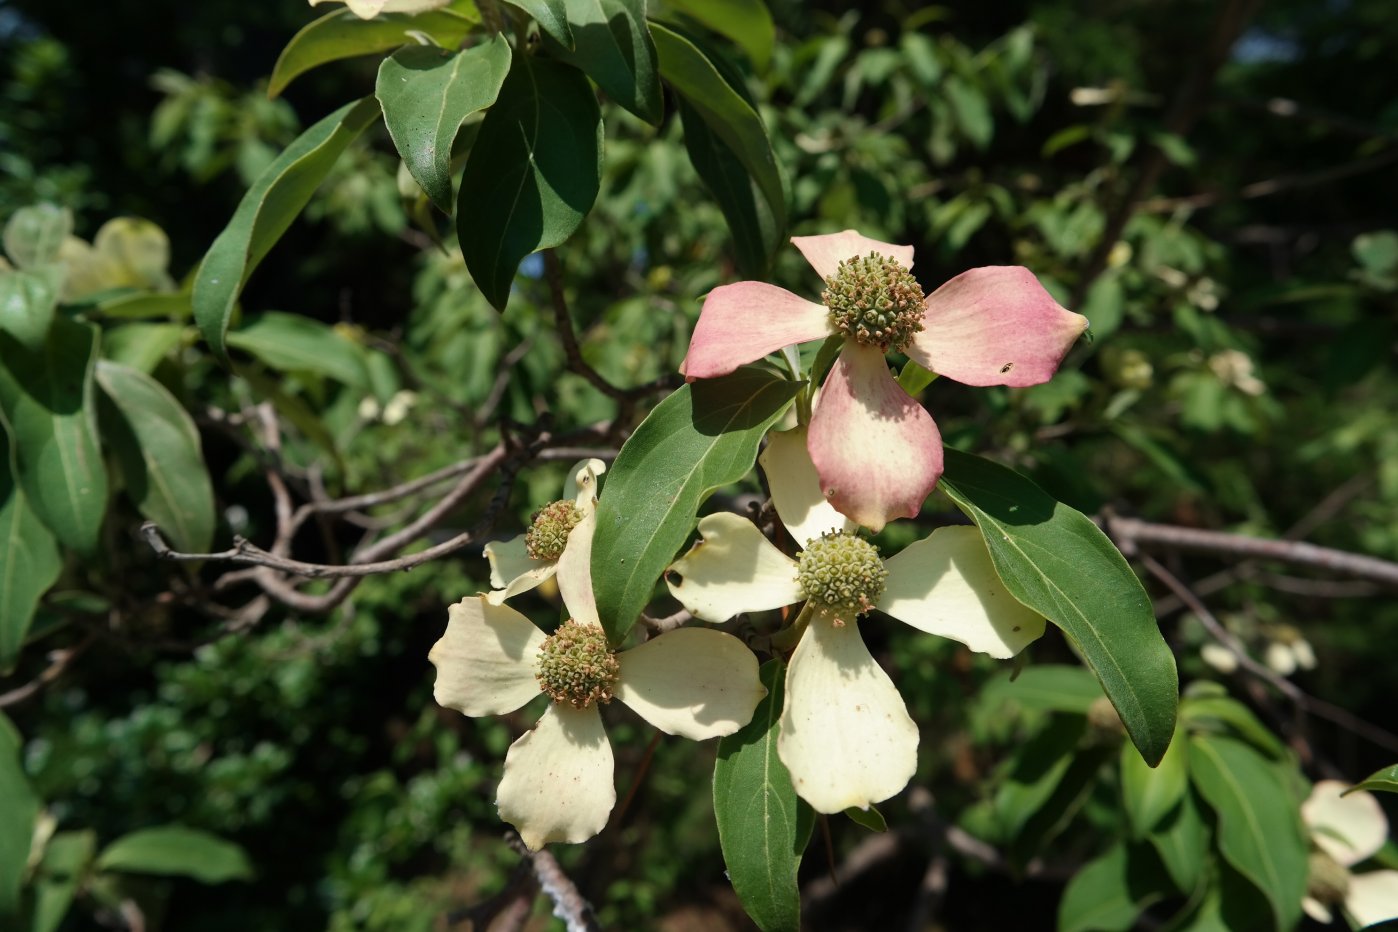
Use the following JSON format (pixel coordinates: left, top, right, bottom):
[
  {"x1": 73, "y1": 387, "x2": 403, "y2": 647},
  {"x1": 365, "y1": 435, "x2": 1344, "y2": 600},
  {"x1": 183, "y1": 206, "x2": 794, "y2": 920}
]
[
  {"x1": 504, "y1": 831, "x2": 600, "y2": 932},
  {"x1": 0, "y1": 634, "x2": 98, "y2": 708},
  {"x1": 1138, "y1": 148, "x2": 1398, "y2": 213}
]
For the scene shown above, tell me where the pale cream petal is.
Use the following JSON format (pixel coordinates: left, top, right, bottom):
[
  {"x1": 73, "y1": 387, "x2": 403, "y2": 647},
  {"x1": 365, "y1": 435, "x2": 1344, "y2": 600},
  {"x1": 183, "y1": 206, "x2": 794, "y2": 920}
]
[
  {"x1": 1346, "y1": 870, "x2": 1398, "y2": 929},
  {"x1": 555, "y1": 509, "x2": 600, "y2": 628},
  {"x1": 877, "y1": 525, "x2": 1045, "y2": 659},
  {"x1": 614, "y1": 628, "x2": 765, "y2": 739},
  {"x1": 777, "y1": 616, "x2": 918, "y2": 813},
  {"x1": 484, "y1": 535, "x2": 557, "y2": 604},
  {"x1": 1302, "y1": 897, "x2": 1333, "y2": 924},
  {"x1": 563, "y1": 458, "x2": 607, "y2": 506},
  {"x1": 666, "y1": 513, "x2": 802, "y2": 622},
  {"x1": 1303, "y1": 780, "x2": 1389, "y2": 867},
  {"x1": 497, "y1": 704, "x2": 616, "y2": 849},
  {"x1": 428, "y1": 597, "x2": 544, "y2": 716},
  {"x1": 759, "y1": 427, "x2": 855, "y2": 544}
]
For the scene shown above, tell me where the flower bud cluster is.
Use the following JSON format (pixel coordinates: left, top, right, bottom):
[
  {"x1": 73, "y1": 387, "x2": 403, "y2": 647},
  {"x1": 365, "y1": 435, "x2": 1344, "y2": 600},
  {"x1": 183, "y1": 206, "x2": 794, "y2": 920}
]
[
  {"x1": 535, "y1": 620, "x2": 619, "y2": 709},
  {"x1": 822, "y1": 252, "x2": 926, "y2": 352}
]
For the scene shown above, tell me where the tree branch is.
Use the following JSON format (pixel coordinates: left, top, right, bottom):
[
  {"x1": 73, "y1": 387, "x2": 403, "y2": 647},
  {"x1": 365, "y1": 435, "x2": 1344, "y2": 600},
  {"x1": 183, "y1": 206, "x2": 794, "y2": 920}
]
[{"x1": 504, "y1": 831, "x2": 600, "y2": 932}]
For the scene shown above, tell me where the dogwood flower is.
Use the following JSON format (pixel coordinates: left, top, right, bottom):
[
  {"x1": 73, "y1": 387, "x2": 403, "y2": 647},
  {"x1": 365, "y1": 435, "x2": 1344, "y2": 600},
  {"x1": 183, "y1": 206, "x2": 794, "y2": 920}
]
[
  {"x1": 308, "y1": 0, "x2": 449, "y2": 19},
  {"x1": 681, "y1": 229, "x2": 1087, "y2": 531},
  {"x1": 664, "y1": 427, "x2": 1044, "y2": 813},
  {"x1": 1300, "y1": 780, "x2": 1398, "y2": 928},
  {"x1": 429, "y1": 522, "x2": 765, "y2": 848},
  {"x1": 484, "y1": 459, "x2": 605, "y2": 606}
]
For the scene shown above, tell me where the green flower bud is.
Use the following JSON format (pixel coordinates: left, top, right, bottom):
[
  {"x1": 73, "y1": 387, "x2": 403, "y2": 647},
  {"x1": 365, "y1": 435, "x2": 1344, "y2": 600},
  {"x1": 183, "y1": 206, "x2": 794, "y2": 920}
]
[
  {"x1": 525, "y1": 499, "x2": 583, "y2": 561},
  {"x1": 535, "y1": 620, "x2": 619, "y2": 709},
  {"x1": 822, "y1": 252, "x2": 926, "y2": 352},
  {"x1": 797, "y1": 531, "x2": 888, "y2": 617}
]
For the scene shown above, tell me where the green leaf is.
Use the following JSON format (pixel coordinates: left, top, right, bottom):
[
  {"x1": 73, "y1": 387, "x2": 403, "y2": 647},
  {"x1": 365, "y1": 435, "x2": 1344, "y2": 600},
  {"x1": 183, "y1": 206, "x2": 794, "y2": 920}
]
[
  {"x1": 1180, "y1": 694, "x2": 1287, "y2": 760},
  {"x1": 992, "y1": 715, "x2": 1083, "y2": 841},
  {"x1": 548, "y1": 0, "x2": 662, "y2": 125},
  {"x1": 1121, "y1": 721, "x2": 1189, "y2": 837},
  {"x1": 1347, "y1": 763, "x2": 1398, "y2": 795},
  {"x1": 0, "y1": 433, "x2": 62, "y2": 674},
  {"x1": 939, "y1": 449, "x2": 1178, "y2": 765},
  {"x1": 0, "y1": 713, "x2": 39, "y2": 917},
  {"x1": 1188, "y1": 735, "x2": 1307, "y2": 931},
  {"x1": 376, "y1": 36, "x2": 512, "y2": 212},
  {"x1": 95, "y1": 825, "x2": 252, "y2": 884},
  {"x1": 2, "y1": 204, "x2": 71, "y2": 271},
  {"x1": 95, "y1": 291, "x2": 192, "y2": 320},
  {"x1": 502, "y1": 0, "x2": 574, "y2": 47},
  {"x1": 1148, "y1": 790, "x2": 1208, "y2": 895},
  {"x1": 895, "y1": 359, "x2": 937, "y2": 396},
  {"x1": 457, "y1": 56, "x2": 601, "y2": 310},
  {"x1": 101, "y1": 323, "x2": 185, "y2": 374},
  {"x1": 651, "y1": 21, "x2": 785, "y2": 231},
  {"x1": 225, "y1": 312, "x2": 371, "y2": 389},
  {"x1": 1057, "y1": 843, "x2": 1164, "y2": 932},
  {"x1": 675, "y1": 97, "x2": 780, "y2": 278},
  {"x1": 844, "y1": 805, "x2": 886, "y2": 833},
  {"x1": 192, "y1": 98, "x2": 381, "y2": 360},
  {"x1": 0, "y1": 271, "x2": 58, "y2": 350},
  {"x1": 0, "y1": 317, "x2": 107, "y2": 555},
  {"x1": 713, "y1": 660, "x2": 808, "y2": 932},
  {"x1": 268, "y1": 7, "x2": 478, "y2": 98},
  {"x1": 591, "y1": 366, "x2": 801, "y2": 642},
  {"x1": 980, "y1": 664, "x2": 1104, "y2": 715},
  {"x1": 95, "y1": 362, "x2": 216, "y2": 554},
  {"x1": 29, "y1": 830, "x2": 95, "y2": 932},
  {"x1": 660, "y1": 0, "x2": 775, "y2": 69}
]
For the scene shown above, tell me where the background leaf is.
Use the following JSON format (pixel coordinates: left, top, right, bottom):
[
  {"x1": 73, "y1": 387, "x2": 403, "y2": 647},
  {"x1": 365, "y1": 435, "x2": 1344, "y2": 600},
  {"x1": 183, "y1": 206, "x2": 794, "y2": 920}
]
[
  {"x1": 0, "y1": 713, "x2": 40, "y2": 917},
  {"x1": 28, "y1": 830, "x2": 95, "y2": 932},
  {"x1": 0, "y1": 433, "x2": 62, "y2": 673},
  {"x1": 549, "y1": 0, "x2": 662, "y2": 125},
  {"x1": 376, "y1": 36, "x2": 512, "y2": 212},
  {"x1": 1148, "y1": 790, "x2": 1208, "y2": 895},
  {"x1": 713, "y1": 659, "x2": 808, "y2": 932},
  {"x1": 501, "y1": 0, "x2": 574, "y2": 47},
  {"x1": 939, "y1": 449, "x2": 1179, "y2": 765},
  {"x1": 0, "y1": 317, "x2": 107, "y2": 555},
  {"x1": 659, "y1": 0, "x2": 775, "y2": 70},
  {"x1": 456, "y1": 56, "x2": 601, "y2": 310},
  {"x1": 225, "y1": 312, "x2": 372, "y2": 389},
  {"x1": 95, "y1": 361, "x2": 216, "y2": 554},
  {"x1": 591, "y1": 367, "x2": 800, "y2": 641},
  {"x1": 0, "y1": 271, "x2": 58, "y2": 350},
  {"x1": 1121, "y1": 721, "x2": 1189, "y2": 837},
  {"x1": 1348, "y1": 763, "x2": 1398, "y2": 795},
  {"x1": 978, "y1": 663, "x2": 1105, "y2": 715},
  {"x1": 192, "y1": 97, "x2": 381, "y2": 360},
  {"x1": 95, "y1": 825, "x2": 253, "y2": 884},
  {"x1": 2, "y1": 203, "x2": 71, "y2": 271},
  {"x1": 1056, "y1": 843, "x2": 1164, "y2": 932}
]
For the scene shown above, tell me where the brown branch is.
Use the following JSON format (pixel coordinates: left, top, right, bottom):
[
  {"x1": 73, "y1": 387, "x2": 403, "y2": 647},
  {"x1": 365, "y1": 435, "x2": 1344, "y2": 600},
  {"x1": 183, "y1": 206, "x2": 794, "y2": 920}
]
[
  {"x1": 0, "y1": 634, "x2": 98, "y2": 708},
  {"x1": 504, "y1": 831, "x2": 600, "y2": 932},
  {"x1": 1138, "y1": 147, "x2": 1398, "y2": 214}
]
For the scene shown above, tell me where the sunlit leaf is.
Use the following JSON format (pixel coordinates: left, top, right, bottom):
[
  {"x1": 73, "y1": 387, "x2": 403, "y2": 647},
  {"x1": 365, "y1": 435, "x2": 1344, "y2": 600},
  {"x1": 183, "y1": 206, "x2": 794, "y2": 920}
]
[
  {"x1": 660, "y1": 0, "x2": 775, "y2": 69},
  {"x1": 226, "y1": 312, "x2": 371, "y2": 389},
  {"x1": 1346, "y1": 763, "x2": 1398, "y2": 796},
  {"x1": 96, "y1": 825, "x2": 253, "y2": 884},
  {"x1": 501, "y1": 0, "x2": 573, "y2": 46},
  {"x1": 2, "y1": 203, "x2": 71, "y2": 271},
  {"x1": 1121, "y1": 721, "x2": 1189, "y2": 836},
  {"x1": 548, "y1": 0, "x2": 662, "y2": 125},
  {"x1": 0, "y1": 270, "x2": 57, "y2": 351}
]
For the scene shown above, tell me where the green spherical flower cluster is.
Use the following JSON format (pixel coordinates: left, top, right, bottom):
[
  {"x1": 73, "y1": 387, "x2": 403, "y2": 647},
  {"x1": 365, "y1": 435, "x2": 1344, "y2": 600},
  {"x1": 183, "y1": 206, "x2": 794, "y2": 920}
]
[
  {"x1": 797, "y1": 531, "x2": 888, "y2": 616},
  {"x1": 535, "y1": 620, "x2": 619, "y2": 709},
  {"x1": 525, "y1": 499, "x2": 583, "y2": 561},
  {"x1": 822, "y1": 252, "x2": 926, "y2": 352}
]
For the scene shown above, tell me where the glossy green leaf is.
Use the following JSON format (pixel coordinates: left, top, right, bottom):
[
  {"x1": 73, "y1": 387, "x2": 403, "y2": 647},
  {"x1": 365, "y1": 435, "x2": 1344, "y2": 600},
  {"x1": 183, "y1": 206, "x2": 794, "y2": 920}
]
[
  {"x1": 457, "y1": 56, "x2": 601, "y2": 310},
  {"x1": 980, "y1": 664, "x2": 1104, "y2": 715},
  {"x1": 1188, "y1": 735, "x2": 1307, "y2": 931},
  {"x1": 0, "y1": 317, "x2": 107, "y2": 555},
  {"x1": 0, "y1": 434, "x2": 62, "y2": 674},
  {"x1": 96, "y1": 825, "x2": 253, "y2": 884},
  {"x1": 2, "y1": 203, "x2": 71, "y2": 271},
  {"x1": 591, "y1": 366, "x2": 800, "y2": 641},
  {"x1": 501, "y1": 0, "x2": 573, "y2": 46},
  {"x1": 1057, "y1": 843, "x2": 1164, "y2": 932},
  {"x1": 714, "y1": 660, "x2": 808, "y2": 932},
  {"x1": 376, "y1": 36, "x2": 511, "y2": 212},
  {"x1": 896, "y1": 359, "x2": 937, "y2": 395},
  {"x1": 1121, "y1": 721, "x2": 1189, "y2": 836},
  {"x1": 661, "y1": 0, "x2": 775, "y2": 69},
  {"x1": 268, "y1": 8, "x2": 478, "y2": 98},
  {"x1": 1347, "y1": 763, "x2": 1398, "y2": 795},
  {"x1": 0, "y1": 713, "x2": 39, "y2": 917},
  {"x1": 1180, "y1": 694, "x2": 1287, "y2": 760},
  {"x1": 676, "y1": 96, "x2": 780, "y2": 278},
  {"x1": 192, "y1": 97, "x2": 380, "y2": 360},
  {"x1": 95, "y1": 362, "x2": 215, "y2": 554},
  {"x1": 1148, "y1": 790, "x2": 1208, "y2": 895},
  {"x1": 29, "y1": 830, "x2": 95, "y2": 932},
  {"x1": 0, "y1": 271, "x2": 57, "y2": 350},
  {"x1": 651, "y1": 22, "x2": 784, "y2": 231},
  {"x1": 548, "y1": 0, "x2": 662, "y2": 124},
  {"x1": 939, "y1": 448, "x2": 1178, "y2": 765},
  {"x1": 225, "y1": 312, "x2": 370, "y2": 389}
]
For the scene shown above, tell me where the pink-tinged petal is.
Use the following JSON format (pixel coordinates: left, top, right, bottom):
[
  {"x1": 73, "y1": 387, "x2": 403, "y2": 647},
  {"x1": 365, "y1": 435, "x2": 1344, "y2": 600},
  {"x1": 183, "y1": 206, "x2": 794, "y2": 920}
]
[
  {"x1": 906, "y1": 266, "x2": 1088, "y2": 388},
  {"x1": 680, "y1": 283, "x2": 830, "y2": 380},
  {"x1": 429, "y1": 597, "x2": 545, "y2": 716},
  {"x1": 791, "y1": 230, "x2": 914, "y2": 281},
  {"x1": 808, "y1": 344, "x2": 943, "y2": 532},
  {"x1": 497, "y1": 703, "x2": 615, "y2": 849}
]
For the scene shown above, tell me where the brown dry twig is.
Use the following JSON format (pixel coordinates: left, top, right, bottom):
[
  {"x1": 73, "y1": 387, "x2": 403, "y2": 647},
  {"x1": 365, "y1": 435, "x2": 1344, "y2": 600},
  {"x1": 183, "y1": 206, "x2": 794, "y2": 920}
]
[{"x1": 504, "y1": 831, "x2": 601, "y2": 932}]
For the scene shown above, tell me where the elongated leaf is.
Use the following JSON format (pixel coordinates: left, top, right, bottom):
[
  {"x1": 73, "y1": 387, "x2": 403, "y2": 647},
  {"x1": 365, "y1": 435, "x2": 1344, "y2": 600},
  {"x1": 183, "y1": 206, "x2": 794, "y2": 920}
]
[
  {"x1": 2, "y1": 203, "x2": 71, "y2": 270},
  {"x1": 1188, "y1": 735, "x2": 1307, "y2": 931},
  {"x1": 457, "y1": 56, "x2": 601, "y2": 310},
  {"x1": 0, "y1": 434, "x2": 62, "y2": 673},
  {"x1": 193, "y1": 98, "x2": 380, "y2": 360},
  {"x1": 1122, "y1": 721, "x2": 1189, "y2": 837},
  {"x1": 1057, "y1": 843, "x2": 1164, "y2": 932},
  {"x1": 376, "y1": 36, "x2": 511, "y2": 212},
  {"x1": 95, "y1": 362, "x2": 215, "y2": 554},
  {"x1": 29, "y1": 829, "x2": 95, "y2": 932},
  {"x1": 269, "y1": 7, "x2": 478, "y2": 98},
  {"x1": 225, "y1": 312, "x2": 370, "y2": 389},
  {"x1": 676, "y1": 97, "x2": 780, "y2": 277},
  {"x1": 101, "y1": 323, "x2": 185, "y2": 374},
  {"x1": 96, "y1": 291, "x2": 192, "y2": 320},
  {"x1": 980, "y1": 663, "x2": 1104, "y2": 715},
  {"x1": 651, "y1": 22, "x2": 784, "y2": 230},
  {"x1": 1348, "y1": 763, "x2": 1398, "y2": 795},
  {"x1": 714, "y1": 660, "x2": 809, "y2": 932},
  {"x1": 939, "y1": 449, "x2": 1178, "y2": 765},
  {"x1": 548, "y1": 0, "x2": 662, "y2": 124},
  {"x1": 992, "y1": 715, "x2": 1083, "y2": 841},
  {"x1": 501, "y1": 0, "x2": 573, "y2": 46},
  {"x1": 661, "y1": 0, "x2": 775, "y2": 69},
  {"x1": 0, "y1": 713, "x2": 39, "y2": 917},
  {"x1": 592, "y1": 367, "x2": 800, "y2": 641},
  {"x1": 1148, "y1": 790, "x2": 1208, "y2": 895},
  {"x1": 0, "y1": 317, "x2": 107, "y2": 554},
  {"x1": 96, "y1": 825, "x2": 252, "y2": 884},
  {"x1": 0, "y1": 270, "x2": 57, "y2": 350},
  {"x1": 1180, "y1": 695, "x2": 1287, "y2": 760}
]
